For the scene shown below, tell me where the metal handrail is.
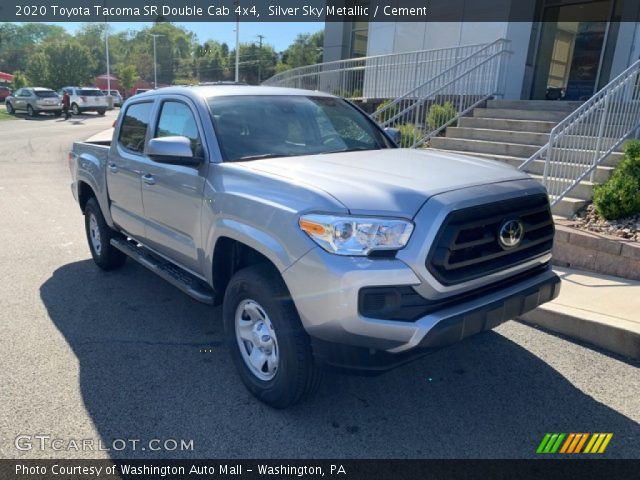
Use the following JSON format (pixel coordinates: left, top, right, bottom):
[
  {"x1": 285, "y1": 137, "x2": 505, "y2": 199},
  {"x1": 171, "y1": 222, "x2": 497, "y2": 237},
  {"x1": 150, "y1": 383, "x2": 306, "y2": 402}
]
[
  {"x1": 262, "y1": 43, "x2": 489, "y2": 99},
  {"x1": 519, "y1": 59, "x2": 640, "y2": 205},
  {"x1": 371, "y1": 39, "x2": 511, "y2": 147}
]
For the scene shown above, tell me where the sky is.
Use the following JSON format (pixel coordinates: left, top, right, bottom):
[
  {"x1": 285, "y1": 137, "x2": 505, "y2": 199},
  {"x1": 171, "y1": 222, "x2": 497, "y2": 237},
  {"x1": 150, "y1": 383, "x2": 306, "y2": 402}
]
[{"x1": 48, "y1": 22, "x2": 323, "y2": 52}]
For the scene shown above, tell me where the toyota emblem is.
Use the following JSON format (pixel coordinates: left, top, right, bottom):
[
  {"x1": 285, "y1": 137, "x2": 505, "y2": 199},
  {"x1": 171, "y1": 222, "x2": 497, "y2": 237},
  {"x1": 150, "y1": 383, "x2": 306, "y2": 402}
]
[{"x1": 498, "y1": 219, "x2": 524, "y2": 249}]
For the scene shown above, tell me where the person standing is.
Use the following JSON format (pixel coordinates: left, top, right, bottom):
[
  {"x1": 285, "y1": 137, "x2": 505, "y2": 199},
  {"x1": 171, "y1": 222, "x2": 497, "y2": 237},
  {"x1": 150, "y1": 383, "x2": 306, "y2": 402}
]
[{"x1": 62, "y1": 90, "x2": 71, "y2": 120}]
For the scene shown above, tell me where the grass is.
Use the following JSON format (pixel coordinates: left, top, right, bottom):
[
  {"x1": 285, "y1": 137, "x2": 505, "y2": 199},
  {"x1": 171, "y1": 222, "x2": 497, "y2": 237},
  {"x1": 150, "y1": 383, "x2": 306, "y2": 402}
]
[{"x1": 0, "y1": 104, "x2": 16, "y2": 120}]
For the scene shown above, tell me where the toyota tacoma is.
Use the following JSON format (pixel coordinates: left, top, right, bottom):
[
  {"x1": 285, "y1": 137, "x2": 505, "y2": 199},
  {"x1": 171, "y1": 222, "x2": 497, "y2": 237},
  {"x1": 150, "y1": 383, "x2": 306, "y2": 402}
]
[{"x1": 69, "y1": 86, "x2": 560, "y2": 408}]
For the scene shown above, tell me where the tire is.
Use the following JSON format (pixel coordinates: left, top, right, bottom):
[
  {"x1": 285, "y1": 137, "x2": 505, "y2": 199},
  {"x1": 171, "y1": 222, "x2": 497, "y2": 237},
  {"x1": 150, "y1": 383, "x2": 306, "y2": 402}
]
[
  {"x1": 97, "y1": 109, "x2": 106, "y2": 116},
  {"x1": 84, "y1": 197, "x2": 127, "y2": 270},
  {"x1": 5, "y1": 102, "x2": 14, "y2": 114},
  {"x1": 223, "y1": 264, "x2": 322, "y2": 408},
  {"x1": 27, "y1": 105, "x2": 34, "y2": 117},
  {"x1": 72, "y1": 103, "x2": 80, "y2": 115}
]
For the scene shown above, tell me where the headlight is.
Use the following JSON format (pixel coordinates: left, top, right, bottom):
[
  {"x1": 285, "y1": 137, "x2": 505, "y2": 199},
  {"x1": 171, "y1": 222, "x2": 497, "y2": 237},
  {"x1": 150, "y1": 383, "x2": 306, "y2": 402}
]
[{"x1": 299, "y1": 214, "x2": 413, "y2": 256}]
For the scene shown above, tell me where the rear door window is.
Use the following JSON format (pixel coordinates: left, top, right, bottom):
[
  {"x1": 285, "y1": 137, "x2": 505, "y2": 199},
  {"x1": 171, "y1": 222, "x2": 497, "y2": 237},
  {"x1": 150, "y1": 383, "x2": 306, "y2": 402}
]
[
  {"x1": 118, "y1": 102, "x2": 154, "y2": 154},
  {"x1": 155, "y1": 101, "x2": 203, "y2": 157}
]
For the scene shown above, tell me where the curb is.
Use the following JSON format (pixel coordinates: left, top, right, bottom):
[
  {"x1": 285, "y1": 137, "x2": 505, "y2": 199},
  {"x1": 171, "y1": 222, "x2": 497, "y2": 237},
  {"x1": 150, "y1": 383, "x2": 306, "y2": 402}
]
[{"x1": 518, "y1": 306, "x2": 640, "y2": 360}]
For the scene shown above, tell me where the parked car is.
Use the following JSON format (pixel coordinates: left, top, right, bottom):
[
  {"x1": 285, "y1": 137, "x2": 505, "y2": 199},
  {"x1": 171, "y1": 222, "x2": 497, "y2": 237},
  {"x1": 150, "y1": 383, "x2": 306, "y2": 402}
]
[
  {"x1": 5, "y1": 87, "x2": 62, "y2": 116},
  {"x1": 60, "y1": 87, "x2": 108, "y2": 115},
  {"x1": 133, "y1": 88, "x2": 151, "y2": 95},
  {"x1": 69, "y1": 85, "x2": 560, "y2": 408},
  {"x1": 101, "y1": 89, "x2": 123, "y2": 108},
  {"x1": 0, "y1": 86, "x2": 12, "y2": 102}
]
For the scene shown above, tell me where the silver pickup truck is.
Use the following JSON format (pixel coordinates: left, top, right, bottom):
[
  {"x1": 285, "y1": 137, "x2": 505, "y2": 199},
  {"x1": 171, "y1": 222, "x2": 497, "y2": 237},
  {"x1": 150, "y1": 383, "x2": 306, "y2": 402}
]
[{"x1": 70, "y1": 85, "x2": 560, "y2": 408}]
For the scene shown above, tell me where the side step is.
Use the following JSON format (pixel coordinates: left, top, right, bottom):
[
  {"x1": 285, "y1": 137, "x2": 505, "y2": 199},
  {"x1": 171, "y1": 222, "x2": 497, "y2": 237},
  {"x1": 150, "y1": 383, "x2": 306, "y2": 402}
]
[{"x1": 110, "y1": 237, "x2": 216, "y2": 304}]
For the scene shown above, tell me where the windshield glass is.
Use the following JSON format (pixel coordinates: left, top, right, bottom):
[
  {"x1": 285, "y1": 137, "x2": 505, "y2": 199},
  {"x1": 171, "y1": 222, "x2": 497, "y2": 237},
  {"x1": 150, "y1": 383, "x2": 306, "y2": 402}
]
[
  {"x1": 34, "y1": 90, "x2": 58, "y2": 98},
  {"x1": 208, "y1": 95, "x2": 391, "y2": 162},
  {"x1": 79, "y1": 89, "x2": 103, "y2": 96}
]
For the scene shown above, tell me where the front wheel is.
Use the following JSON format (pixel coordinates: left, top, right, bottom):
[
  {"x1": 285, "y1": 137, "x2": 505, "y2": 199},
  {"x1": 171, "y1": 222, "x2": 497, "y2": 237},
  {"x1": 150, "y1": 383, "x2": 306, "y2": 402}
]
[
  {"x1": 27, "y1": 105, "x2": 34, "y2": 117},
  {"x1": 5, "y1": 102, "x2": 14, "y2": 114},
  {"x1": 84, "y1": 197, "x2": 127, "y2": 270},
  {"x1": 223, "y1": 265, "x2": 322, "y2": 408},
  {"x1": 97, "y1": 109, "x2": 106, "y2": 116}
]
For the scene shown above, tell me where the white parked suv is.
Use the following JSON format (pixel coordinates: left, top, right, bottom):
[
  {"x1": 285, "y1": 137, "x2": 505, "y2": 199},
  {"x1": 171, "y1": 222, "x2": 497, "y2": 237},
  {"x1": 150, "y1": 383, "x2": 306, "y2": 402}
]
[{"x1": 60, "y1": 87, "x2": 108, "y2": 115}]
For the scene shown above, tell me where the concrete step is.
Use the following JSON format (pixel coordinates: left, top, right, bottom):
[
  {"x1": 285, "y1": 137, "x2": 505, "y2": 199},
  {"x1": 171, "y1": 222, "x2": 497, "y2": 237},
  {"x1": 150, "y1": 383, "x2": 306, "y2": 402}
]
[
  {"x1": 446, "y1": 127, "x2": 550, "y2": 146},
  {"x1": 486, "y1": 99, "x2": 584, "y2": 111},
  {"x1": 429, "y1": 147, "x2": 614, "y2": 184},
  {"x1": 431, "y1": 136, "x2": 541, "y2": 157},
  {"x1": 473, "y1": 108, "x2": 570, "y2": 122},
  {"x1": 445, "y1": 127, "x2": 626, "y2": 152},
  {"x1": 436, "y1": 149, "x2": 624, "y2": 168},
  {"x1": 550, "y1": 197, "x2": 589, "y2": 217},
  {"x1": 458, "y1": 116, "x2": 557, "y2": 133},
  {"x1": 529, "y1": 174, "x2": 595, "y2": 201}
]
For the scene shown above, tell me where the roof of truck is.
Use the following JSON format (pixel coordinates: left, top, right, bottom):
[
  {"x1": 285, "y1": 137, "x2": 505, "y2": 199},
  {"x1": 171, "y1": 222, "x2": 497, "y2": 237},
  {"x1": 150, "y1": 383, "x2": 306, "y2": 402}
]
[{"x1": 134, "y1": 85, "x2": 334, "y2": 100}]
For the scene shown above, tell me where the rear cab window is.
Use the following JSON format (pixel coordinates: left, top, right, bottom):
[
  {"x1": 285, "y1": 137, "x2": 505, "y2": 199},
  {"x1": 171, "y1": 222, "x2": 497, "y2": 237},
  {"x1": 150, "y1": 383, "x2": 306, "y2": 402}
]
[
  {"x1": 34, "y1": 90, "x2": 58, "y2": 98},
  {"x1": 79, "y1": 89, "x2": 103, "y2": 96},
  {"x1": 118, "y1": 102, "x2": 154, "y2": 154}
]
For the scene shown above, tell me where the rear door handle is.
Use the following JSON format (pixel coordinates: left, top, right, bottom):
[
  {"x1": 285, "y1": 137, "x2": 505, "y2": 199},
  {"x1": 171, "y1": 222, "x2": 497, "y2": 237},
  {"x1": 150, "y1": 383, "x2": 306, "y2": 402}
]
[
  {"x1": 107, "y1": 162, "x2": 118, "y2": 173},
  {"x1": 142, "y1": 173, "x2": 156, "y2": 185}
]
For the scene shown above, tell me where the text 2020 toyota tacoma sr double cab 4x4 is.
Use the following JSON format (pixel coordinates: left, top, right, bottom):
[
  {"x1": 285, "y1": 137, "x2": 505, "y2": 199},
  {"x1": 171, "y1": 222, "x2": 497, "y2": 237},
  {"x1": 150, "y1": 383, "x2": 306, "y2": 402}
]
[{"x1": 70, "y1": 86, "x2": 560, "y2": 408}]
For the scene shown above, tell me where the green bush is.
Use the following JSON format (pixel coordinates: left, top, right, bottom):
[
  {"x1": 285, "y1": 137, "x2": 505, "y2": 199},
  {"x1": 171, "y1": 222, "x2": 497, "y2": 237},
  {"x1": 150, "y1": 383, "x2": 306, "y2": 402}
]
[
  {"x1": 398, "y1": 123, "x2": 421, "y2": 148},
  {"x1": 592, "y1": 140, "x2": 640, "y2": 220},
  {"x1": 427, "y1": 101, "x2": 457, "y2": 132},
  {"x1": 375, "y1": 99, "x2": 399, "y2": 123}
]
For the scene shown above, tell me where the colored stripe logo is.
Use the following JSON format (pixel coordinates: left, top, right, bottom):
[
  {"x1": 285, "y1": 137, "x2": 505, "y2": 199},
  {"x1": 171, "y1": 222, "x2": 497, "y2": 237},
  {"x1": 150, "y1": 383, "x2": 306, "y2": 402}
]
[{"x1": 537, "y1": 433, "x2": 613, "y2": 454}]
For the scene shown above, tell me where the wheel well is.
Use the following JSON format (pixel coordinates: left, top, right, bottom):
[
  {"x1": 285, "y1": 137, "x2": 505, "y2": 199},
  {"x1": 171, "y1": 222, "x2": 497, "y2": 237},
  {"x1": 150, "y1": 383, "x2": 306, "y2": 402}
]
[
  {"x1": 77, "y1": 181, "x2": 96, "y2": 213},
  {"x1": 212, "y1": 237, "x2": 277, "y2": 296}
]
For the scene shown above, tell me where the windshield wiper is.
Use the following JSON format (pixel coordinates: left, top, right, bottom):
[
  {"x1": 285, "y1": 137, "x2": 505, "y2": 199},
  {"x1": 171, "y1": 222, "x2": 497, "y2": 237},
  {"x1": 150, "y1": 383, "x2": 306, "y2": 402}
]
[{"x1": 237, "y1": 153, "x2": 290, "y2": 161}]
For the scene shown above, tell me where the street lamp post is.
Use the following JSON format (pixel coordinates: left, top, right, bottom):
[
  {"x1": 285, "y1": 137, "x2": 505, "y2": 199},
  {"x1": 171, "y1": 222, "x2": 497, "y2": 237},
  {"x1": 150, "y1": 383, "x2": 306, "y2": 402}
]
[
  {"x1": 234, "y1": 0, "x2": 240, "y2": 82},
  {"x1": 105, "y1": 23, "x2": 111, "y2": 93},
  {"x1": 147, "y1": 33, "x2": 165, "y2": 89}
]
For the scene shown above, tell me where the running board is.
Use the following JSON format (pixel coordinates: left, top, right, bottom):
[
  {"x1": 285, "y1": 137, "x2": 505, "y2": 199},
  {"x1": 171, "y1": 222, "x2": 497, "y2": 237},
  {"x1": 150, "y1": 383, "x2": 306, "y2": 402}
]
[{"x1": 110, "y1": 237, "x2": 216, "y2": 304}]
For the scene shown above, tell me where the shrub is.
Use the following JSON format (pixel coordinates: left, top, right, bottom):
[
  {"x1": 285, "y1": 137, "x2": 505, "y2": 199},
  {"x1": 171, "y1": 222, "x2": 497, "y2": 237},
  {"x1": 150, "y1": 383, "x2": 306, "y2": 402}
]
[
  {"x1": 427, "y1": 101, "x2": 458, "y2": 132},
  {"x1": 592, "y1": 140, "x2": 640, "y2": 220},
  {"x1": 398, "y1": 123, "x2": 421, "y2": 148},
  {"x1": 375, "y1": 99, "x2": 399, "y2": 123}
]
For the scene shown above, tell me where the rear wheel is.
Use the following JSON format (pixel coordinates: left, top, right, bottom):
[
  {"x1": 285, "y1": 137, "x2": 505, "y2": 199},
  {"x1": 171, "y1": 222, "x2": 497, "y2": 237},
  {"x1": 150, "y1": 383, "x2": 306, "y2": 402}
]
[
  {"x1": 72, "y1": 103, "x2": 80, "y2": 115},
  {"x1": 5, "y1": 102, "x2": 14, "y2": 114},
  {"x1": 223, "y1": 264, "x2": 322, "y2": 408},
  {"x1": 84, "y1": 197, "x2": 127, "y2": 270},
  {"x1": 97, "y1": 109, "x2": 106, "y2": 116}
]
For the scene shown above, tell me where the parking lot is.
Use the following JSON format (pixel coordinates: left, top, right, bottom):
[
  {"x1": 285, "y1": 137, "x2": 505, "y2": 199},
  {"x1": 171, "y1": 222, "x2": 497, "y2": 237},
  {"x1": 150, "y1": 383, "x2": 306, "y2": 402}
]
[{"x1": 0, "y1": 107, "x2": 638, "y2": 460}]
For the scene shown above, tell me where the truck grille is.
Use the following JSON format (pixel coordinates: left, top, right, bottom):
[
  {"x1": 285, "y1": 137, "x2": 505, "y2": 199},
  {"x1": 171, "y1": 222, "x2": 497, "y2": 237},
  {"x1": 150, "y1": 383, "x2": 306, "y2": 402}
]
[{"x1": 426, "y1": 193, "x2": 554, "y2": 285}]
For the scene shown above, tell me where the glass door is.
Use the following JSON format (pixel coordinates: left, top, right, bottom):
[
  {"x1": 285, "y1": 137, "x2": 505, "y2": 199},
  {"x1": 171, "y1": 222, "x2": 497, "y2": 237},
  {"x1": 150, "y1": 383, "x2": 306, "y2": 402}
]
[{"x1": 531, "y1": 0, "x2": 612, "y2": 100}]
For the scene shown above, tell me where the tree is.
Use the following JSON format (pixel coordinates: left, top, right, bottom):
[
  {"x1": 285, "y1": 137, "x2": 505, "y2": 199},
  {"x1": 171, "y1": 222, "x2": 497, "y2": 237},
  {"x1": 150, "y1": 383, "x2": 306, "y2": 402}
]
[
  {"x1": 11, "y1": 71, "x2": 28, "y2": 90},
  {"x1": 25, "y1": 51, "x2": 49, "y2": 86},
  {"x1": 279, "y1": 31, "x2": 324, "y2": 70},
  {"x1": 116, "y1": 64, "x2": 139, "y2": 97}
]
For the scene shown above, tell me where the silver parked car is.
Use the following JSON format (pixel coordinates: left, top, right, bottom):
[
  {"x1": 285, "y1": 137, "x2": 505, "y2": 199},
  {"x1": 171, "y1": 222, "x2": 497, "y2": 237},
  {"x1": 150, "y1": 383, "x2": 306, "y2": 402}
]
[
  {"x1": 5, "y1": 87, "x2": 62, "y2": 117},
  {"x1": 101, "y1": 89, "x2": 123, "y2": 108}
]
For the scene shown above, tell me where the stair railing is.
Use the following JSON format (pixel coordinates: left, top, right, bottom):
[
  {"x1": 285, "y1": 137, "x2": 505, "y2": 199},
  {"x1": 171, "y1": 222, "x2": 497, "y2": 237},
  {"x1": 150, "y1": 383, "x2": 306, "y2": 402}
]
[
  {"x1": 519, "y1": 59, "x2": 640, "y2": 206},
  {"x1": 371, "y1": 39, "x2": 511, "y2": 147},
  {"x1": 262, "y1": 43, "x2": 488, "y2": 99}
]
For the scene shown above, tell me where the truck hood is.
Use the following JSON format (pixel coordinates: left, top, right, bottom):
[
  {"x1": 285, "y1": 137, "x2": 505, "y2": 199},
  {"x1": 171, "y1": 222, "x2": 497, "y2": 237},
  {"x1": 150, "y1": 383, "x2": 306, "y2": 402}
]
[{"x1": 242, "y1": 148, "x2": 531, "y2": 217}]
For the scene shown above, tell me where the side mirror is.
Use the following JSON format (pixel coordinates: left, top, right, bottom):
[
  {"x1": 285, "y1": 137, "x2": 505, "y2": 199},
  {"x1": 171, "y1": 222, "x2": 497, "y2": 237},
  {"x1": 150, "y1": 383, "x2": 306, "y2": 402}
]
[
  {"x1": 384, "y1": 127, "x2": 401, "y2": 145},
  {"x1": 147, "y1": 136, "x2": 200, "y2": 166}
]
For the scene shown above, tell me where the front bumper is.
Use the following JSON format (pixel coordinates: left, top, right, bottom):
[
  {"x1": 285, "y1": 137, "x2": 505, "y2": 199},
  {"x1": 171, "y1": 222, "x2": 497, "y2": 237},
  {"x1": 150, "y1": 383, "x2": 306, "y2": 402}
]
[{"x1": 284, "y1": 247, "x2": 559, "y2": 370}]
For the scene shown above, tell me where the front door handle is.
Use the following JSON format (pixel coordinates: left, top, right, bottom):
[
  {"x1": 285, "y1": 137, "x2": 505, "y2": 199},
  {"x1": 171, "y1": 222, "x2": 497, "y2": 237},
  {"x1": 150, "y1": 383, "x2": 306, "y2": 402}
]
[
  {"x1": 107, "y1": 162, "x2": 118, "y2": 173},
  {"x1": 142, "y1": 173, "x2": 156, "y2": 185}
]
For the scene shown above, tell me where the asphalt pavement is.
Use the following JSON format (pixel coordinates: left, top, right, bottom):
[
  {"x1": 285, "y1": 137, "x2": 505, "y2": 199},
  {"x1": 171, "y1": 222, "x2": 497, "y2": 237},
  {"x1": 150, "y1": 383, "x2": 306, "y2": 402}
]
[{"x1": 0, "y1": 107, "x2": 638, "y2": 459}]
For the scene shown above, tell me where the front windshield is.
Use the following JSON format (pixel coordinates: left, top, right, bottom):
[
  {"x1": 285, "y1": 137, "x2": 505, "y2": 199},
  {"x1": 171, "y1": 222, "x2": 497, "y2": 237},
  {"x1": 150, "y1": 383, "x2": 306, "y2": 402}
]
[{"x1": 208, "y1": 95, "x2": 392, "y2": 161}]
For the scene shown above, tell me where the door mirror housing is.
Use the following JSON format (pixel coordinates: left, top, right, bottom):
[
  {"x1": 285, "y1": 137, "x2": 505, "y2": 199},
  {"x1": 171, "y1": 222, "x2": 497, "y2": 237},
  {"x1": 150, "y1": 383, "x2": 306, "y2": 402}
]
[
  {"x1": 147, "y1": 136, "x2": 200, "y2": 166},
  {"x1": 384, "y1": 127, "x2": 401, "y2": 146}
]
